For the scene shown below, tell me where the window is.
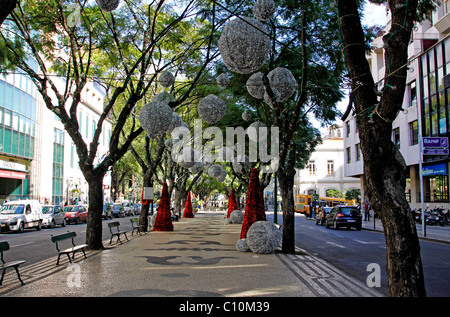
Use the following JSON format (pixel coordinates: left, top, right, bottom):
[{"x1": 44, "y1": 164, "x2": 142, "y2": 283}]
[
  {"x1": 345, "y1": 121, "x2": 350, "y2": 137},
  {"x1": 346, "y1": 147, "x2": 351, "y2": 164},
  {"x1": 308, "y1": 160, "x2": 316, "y2": 176},
  {"x1": 409, "y1": 121, "x2": 419, "y2": 146},
  {"x1": 327, "y1": 160, "x2": 334, "y2": 175},
  {"x1": 409, "y1": 81, "x2": 417, "y2": 108},
  {"x1": 356, "y1": 143, "x2": 361, "y2": 161},
  {"x1": 52, "y1": 129, "x2": 64, "y2": 205},
  {"x1": 392, "y1": 128, "x2": 400, "y2": 149}
]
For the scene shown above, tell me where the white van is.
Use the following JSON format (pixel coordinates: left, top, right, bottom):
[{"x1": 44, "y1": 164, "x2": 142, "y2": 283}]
[{"x1": 0, "y1": 200, "x2": 43, "y2": 233}]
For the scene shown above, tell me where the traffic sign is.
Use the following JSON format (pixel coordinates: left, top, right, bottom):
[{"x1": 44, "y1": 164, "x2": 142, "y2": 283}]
[
  {"x1": 423, "y1": 137, "x2": 449, "y2": 149},
  {"x1": 423, "y1": 148, "x2": 449, "y2": 155}
]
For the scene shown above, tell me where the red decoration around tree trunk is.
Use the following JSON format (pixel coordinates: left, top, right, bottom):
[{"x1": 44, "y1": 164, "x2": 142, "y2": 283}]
[
  {"x1": 240, "y1": 168, "x2": 266, "y2": 239},
  {"x1": 226, "y1": 189, "x2": 238, "y2": 218},
  {"x1": 183, "y1": 191, "x2": 195, "y2": 218},
  {"x1": 153, "y1": 182, "x2": 173, "y2": 231}
]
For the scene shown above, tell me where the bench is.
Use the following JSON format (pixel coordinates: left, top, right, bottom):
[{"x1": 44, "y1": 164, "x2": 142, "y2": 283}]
[
  {"x1": 108, "y1": 221, "x2": 128, "y2": 244},
  {"x1": 130, "y1": 218, "x2": 146, "y2": 236},
  {"x1": 0, "y1": 241, "x2": 25, "y2": 286},
  {"x1": 51, "y1": 231, "x2": 88, "y2": 265}
]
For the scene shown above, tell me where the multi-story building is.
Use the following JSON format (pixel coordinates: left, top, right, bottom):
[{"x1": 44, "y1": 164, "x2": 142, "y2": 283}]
[
  {"x1": 294, "y1": 125, "x2": 361, "y2": 199},
  {"x1": 344, "y1": 3, "x2": 450, "y2": 209}
]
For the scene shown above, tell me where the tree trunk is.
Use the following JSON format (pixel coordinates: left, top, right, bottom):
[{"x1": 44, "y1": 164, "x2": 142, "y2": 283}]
[
  {"x1": 277, "y1": 165, "x2": 296, "y2": 254},
  {"x1": 337, "y1": 0, "x2": 426, "y2": 296},
  {"x1": 138, "y1": 173, "x2": 153, "y2": 232},
  {"x1": 85, "y1": 171, "x2": 105, "y2": 250}
]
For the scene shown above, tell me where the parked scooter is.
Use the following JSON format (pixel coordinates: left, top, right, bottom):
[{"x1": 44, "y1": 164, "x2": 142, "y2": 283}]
[{"x1": 437, "y1": 208, "x2": 450, "y2": 226}]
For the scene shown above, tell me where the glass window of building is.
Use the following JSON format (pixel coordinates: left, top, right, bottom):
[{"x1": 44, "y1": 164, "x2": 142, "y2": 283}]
[{"x1": 52, "y1": 129, "x2": 64, "y2": 205}]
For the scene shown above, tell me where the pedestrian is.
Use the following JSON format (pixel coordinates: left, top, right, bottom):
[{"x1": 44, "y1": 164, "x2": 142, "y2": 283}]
[{"x1": 364, "y1": 201, "x2": 370, "y2": 221}]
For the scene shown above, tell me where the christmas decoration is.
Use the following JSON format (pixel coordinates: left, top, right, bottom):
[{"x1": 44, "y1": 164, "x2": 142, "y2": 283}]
[
  {"x1": 267, "y1": 67, "x2": 297, "y2": 101},
  {"x1": 218, "y1": 17, "x2": 270, "y2": 74},
  {"x1": 247, "y1": 121, "x2": 267, "y2": 142},
  {"x1": 96, "y1": 0, "x2": 120, "y2": 11},
  {"x1": 253, "y1": 0, "x2": 276, "y2": 22},
  {"x1": 159, "y1": 71, "x2": 175, "y2": 88},
  {"x1": 183, "y1": 192, "x2": 195, "y2": 218},
  {"x1": 216, "y1": 73, "x2": 230, "y2": 88},
  {"x1": 242, "y1": 109, "x2": 252, "y2": 121},
  {"x1": 197, "y1": 94, "x2": 227, "y2": 124},
  {"x1": 153, "y1": 183, "x2": 173, "y2": 231},
  {"x1": 153, "y1": 92, "x2": 175, "y2": 104},
  {"x1": 230, "y1": 210, "x2": 244, "y2": 224},
  {"x1": 208, "y1": 164, "x2": 223, "y2": 178},
  {"x1": 246, "y1": 221, "x2": 281, "y2": 254},
  {"x1": 232, "y1": 154, "x2": 251, "y2": 174},
  {"x1": 226, "y1": 189, "x2": 238, "y2": 218},
  {"x1": 240, "y1": 168, "x2": 266, "y2": 239},
  {"x1": 246, "y1": 72, "x2": 265, "y2": 99},
  {"x1": 139, "y1": 101, "x2": 174, "y2": 136},
  {"x1": 236, "y1": 239, "x2": 250, "y2": 252},
  {"x1": 263, "y1": 88, "x2": 281, "y2": 108}
]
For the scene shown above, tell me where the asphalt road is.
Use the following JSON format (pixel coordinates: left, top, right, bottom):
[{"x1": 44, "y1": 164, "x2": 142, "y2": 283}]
[
  {"x1": 267, "y1": 213, "x2": 450, "y2": 297},
  {"x1": 0, "y1": 216, "x2": 139, "y2": 266}
]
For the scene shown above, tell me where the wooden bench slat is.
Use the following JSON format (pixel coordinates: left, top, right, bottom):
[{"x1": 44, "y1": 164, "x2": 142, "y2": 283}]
[{"x1": 50, "y1": 232, "x2": 87, "y2": 265}]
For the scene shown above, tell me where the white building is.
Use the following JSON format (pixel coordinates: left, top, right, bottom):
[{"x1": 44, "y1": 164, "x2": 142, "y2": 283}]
[
  {"x1": 294, "y1": 125, "x2": 360, "y2": 198},
  {"x1": 344, "y1": 3, "x2": 450, "y2": 209},
  {"x1": 32, "y1": 79, "x2": 113, "y2": 205}
]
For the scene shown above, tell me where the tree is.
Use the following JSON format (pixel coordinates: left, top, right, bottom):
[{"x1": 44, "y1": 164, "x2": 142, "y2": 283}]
[
  {"x1": 1, "y1": 0, "x2": 209, "y2": 249},
  {"x1": 336, "y1": 0, "x2": 437, "y2": 296}
]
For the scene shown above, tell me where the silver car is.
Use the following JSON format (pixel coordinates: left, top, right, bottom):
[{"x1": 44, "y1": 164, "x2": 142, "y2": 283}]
[{"x1": 42, "y1": 205, "x2": 66, "y2": 228}]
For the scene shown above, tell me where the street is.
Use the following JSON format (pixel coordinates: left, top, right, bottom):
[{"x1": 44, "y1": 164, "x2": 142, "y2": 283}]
[
  {"x1": 267, "y1": 213, "x2": 450, "y2": 297},
  {"x1": 0, "y1": 216, "x2": 139, "y2": 266},
  {"x1": 1, "y1": 212, "x2": 449, "y2": 297}
]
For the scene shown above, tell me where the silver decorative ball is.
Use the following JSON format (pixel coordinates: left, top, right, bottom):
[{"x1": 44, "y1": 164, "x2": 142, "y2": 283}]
[
  {"x1": 153, "y1": 92, "x2": 175, "y2": 104},
  {"x1": 230, "y1": 210, "x2": 244, "y2": 224},
  {"x1": 197, "y1": 94, "x2": 227, "y2": 124},
  {"x1": 267, "y1": 67, "x2": 297, "y2": 101},
  {"x1": 242, "y1": 110, "x2": 252, "y2": 121},
  {"x1": 176, "y1": 147, "x2": 199, "y2": 169},
  {"x1": 246, "y1": 221, "x2": 282, "y2": 254},
  {"x1": 218, "y1": 17, "x2": 271, "y2": 74},
  {"x1": 215, "y1": 168, "x2": 227, "y2": 182},
  {"x1": 246, "y1": 72, "x2": 265, "y2": 99},
  {"x1": 139, "y1": 101, "x2": 174, "y2": 136},
  {"x1": 159, "y1": 71, "x2": 175, "y2": 88},
  {"x1": 253, "y1": 0, "x2": 276, "y2": 22},
  {"x1": 236, "y1": 239, "x2": 250, "y2": 252},
  {"x1": 216, "y1": 73, "x2": 230, "y2": 88},
  {"x1": 232, "y1": 154, "x2": 251, "y2": 174},
  {"x1": 263, "y1": 88, "x2": 281, "y2": 108},
  {"x1": 247, "y1": 121, "x2": 267, "y2": 142},
  {"x1": 96, "y1": 0, "x2": 120, "y2": 11},
  {"x1": 168, "y1": 112, "x2": 184, "y2": 132},
  {"x1": 208, "y1": 165, "x2": 223, "y2": 178},
  {"x1": 165, "y1": 139, "x2": 173, "y2": 148},
  {"x1": 189, "y1": 162, "x2": 203, "y2": 174}
]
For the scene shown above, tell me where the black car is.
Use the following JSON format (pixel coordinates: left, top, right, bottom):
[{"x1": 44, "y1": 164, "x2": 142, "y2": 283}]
[
  {"x1": 102, "y1": 203, "x2": 112, "y2": 219},
  {"x1": 325, "y1": 205, "x2": 362, "y2": 230},
  {"x1": 315, "y1": 207, "x2": 333, "y2": 226}
]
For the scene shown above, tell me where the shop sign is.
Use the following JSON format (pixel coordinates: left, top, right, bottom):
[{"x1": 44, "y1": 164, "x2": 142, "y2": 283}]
[{"x1": 422, "y1": 163, "x2": 448, "y2": 176}]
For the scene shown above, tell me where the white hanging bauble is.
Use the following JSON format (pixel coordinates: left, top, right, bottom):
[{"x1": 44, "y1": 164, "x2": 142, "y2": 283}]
[
  {"x1": 247, "y1": 120, "x2": 267, "y2": 142},
  {"x1": 208, "y1": 165, "x2": 223, "y2": 178},
  {"x1": 159, "y1": 71, "x2": 175, "y2": 88},
  {"x1": 197, "y1": 94, "x2": 227, "y2": 124},
  {"x1": 152, "y1": 92, "x2": 175, "y2": 104},
  {"x1": 246, "y1": 72, "x2": 265, "y2": 99},
  {"x1": 216, "y1": 73, "x2": 230, "y2": 88},
  {"x1": 242, "y1": 110, "x2": 252, "y2": 121},
  {"x1": 267, "y1": 67, "x2": 297, "y2": 101},
  {"x1": 263, "y1": 88, "x2": 281, "y2": 109},
  {"x1": 253, "y1": 0, "x2": 276, "y2": 22},
  {"x1": 218, "y1": 17, "x2": 270, "y2": 74},
  {"x1": 139, "y1": 101, "x2": 174, "y2": 136},
  {"x1": 96, "y1": 0, "x2": 120, "y2": 11}
]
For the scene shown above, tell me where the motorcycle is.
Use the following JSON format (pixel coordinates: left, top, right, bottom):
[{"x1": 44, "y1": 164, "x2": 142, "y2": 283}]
[{"x1": 437, "y1": 208, "x2": 450, "y2": 226}]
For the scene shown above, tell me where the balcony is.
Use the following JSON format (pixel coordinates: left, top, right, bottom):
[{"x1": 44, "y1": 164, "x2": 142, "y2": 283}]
[{"x1": 435, "y1": 11, "x2": 450, "y2": 35}]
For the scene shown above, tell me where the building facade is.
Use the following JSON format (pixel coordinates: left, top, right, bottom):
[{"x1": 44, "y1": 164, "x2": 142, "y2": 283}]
[
  {"x1": 294, "y1": 125, "x2": 361, "y2": 198},
  {"x1": 344, "y1": 3, "x2": 450, "y2": 209}
]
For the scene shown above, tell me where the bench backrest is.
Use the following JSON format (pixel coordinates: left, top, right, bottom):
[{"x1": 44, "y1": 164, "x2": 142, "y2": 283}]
[
  {"x1": 51, "y1": 231, "x2": 77, "y2": 243},
  {"x1": 0, "y1": 241, "x2": 10, "y2": 264},
  {"x1": 108, "y1": 221, "x2": 121, "y2": 232}
]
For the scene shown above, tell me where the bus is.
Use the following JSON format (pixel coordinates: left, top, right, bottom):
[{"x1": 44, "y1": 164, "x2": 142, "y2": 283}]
[{"x1": 294, "y1": 194, "x2": 355, "y2": 217}]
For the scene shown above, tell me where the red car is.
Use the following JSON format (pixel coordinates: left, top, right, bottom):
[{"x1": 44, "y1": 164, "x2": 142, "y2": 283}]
[{"x1": 64, "y1": 205, "x2": 88, "y2": 224}]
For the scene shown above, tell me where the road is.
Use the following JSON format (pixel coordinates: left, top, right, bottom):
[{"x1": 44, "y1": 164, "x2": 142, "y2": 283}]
[
  {"x1": 267, "y1": 213, "x2": 450, "y2": 297},
  {"x1": 0, "y1": 216, "x2": 139, "y2": 266}
]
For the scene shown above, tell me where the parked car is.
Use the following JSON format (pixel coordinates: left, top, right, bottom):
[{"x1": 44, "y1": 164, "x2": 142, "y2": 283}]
[
  {"x1": 0, "y1": 200, "x2": 43, "y2": 233},
  {"x1": 102, "y1": 203, "x2": 112, "y2": 219},
  {"x1": 64, "y1": 205, "x2": 88, "y2": 224},
  {"x1": 112, "y1": 204, "x2": 125, "y2": 218},
  {"x1": 315, "y1": 207, "x2": 333, "y2": 226},
  {"x1": 325, "y1": 205, "x2": 362, "y2": 230},
  {"x1": 122, "y1": 201, "x2": 132, "y2": 216},
  {"x1": 42, "y1": 205, "x2": 66, "y2": 228},
  {"x1": 132, "y1": 203, "x2": 139, "y2": 215}
]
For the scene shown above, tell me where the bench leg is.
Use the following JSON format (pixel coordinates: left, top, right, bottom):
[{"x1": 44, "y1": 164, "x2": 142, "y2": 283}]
[
  {"x1": 56, "y1": 254, "x2": 61, "y2": 265},
  {"x1": 0, "y1": 269, "x2": 5, "y2": 286},
  {"x1": 14, "y1": 265, "x2": 25, "y2": 285},
  {"x1": 66, "y1": 253, "x2": 72, "y2": 264},
  {"x1": 124, "y1": 233, "x2": 129, "y2": 241}
]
